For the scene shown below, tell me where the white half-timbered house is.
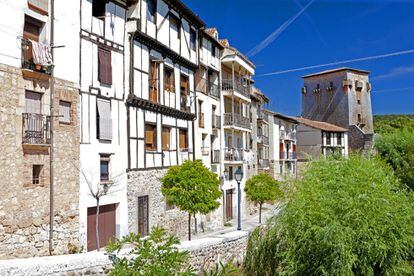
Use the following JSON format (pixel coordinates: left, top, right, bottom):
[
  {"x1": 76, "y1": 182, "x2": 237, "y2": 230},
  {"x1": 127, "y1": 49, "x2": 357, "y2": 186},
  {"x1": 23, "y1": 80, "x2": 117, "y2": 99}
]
[
  {"x1": 79, "y1": 0, "x2": 130, "y2": 251},
  {"x1": 125, "y1": 0, "x2": 204, "y2": 238}
]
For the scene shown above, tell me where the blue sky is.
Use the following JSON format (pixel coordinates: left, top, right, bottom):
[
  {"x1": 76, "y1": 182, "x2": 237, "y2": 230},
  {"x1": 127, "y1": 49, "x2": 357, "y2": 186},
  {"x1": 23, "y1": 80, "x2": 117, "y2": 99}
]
[{"x1": 182, "y1": 0, "x2": 414, "y2": 116}]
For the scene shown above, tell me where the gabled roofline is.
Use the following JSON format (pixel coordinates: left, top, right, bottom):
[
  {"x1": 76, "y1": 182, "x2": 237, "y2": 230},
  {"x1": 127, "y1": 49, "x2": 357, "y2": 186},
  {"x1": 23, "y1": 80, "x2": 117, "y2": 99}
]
[{"x1": 302, "y1": 67, "x2": 370, "y2": 79}]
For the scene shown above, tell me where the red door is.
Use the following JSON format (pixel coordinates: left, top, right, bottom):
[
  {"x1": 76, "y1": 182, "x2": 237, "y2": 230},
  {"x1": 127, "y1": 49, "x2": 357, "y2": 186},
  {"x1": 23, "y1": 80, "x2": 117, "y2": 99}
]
[
  {"x1": 87, "y1": 204, "x2": 116, "y2": 251},
  {"x1": 138, "y1": 196, "x2": 149, "y2": 237},
  {"x1": 226, "y1": 190, "x2": 233, "y2": 221}
]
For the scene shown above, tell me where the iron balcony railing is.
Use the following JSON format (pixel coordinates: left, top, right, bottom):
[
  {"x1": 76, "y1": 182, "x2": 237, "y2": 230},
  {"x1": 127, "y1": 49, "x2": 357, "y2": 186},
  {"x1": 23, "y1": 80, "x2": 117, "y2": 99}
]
[
  {"x1": 211, "y1": 149, "x2": 220, "y2": 163},
  {"x1": 224, "y1": 148, "x2": 245, "y2": 162},
  {"x1": 223, "y1": 113, "x2": 250, "y2": 129},
  {"x1": 221, "y1": 78, "x2": 251, "y2": 98},
  {"x1": 280, "y1": 130, "x2": 296, "y2": 140},
  {"x1": 257, "y1": 134, "x2": 269, "y2": 145},
  {"x1": 208, "y1": 82, "x2": 220, "y2": 99},
  {"x1": 22, "y1": 113, "x2": 50, "y2": 145},
  {"x1": 258, "y1": 159, "x2": 270, "y2": 169},
  {"x1": 280, "y1": 151, "x2": 297, "y2": 160},
  {"x1": 212, "y1": 115, "x2": 221, "y2": 129}
]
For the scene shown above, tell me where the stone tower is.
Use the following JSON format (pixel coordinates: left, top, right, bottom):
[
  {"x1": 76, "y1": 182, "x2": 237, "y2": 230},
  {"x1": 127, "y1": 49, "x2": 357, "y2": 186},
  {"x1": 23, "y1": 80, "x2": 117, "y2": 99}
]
[{"x1": 301, "y1": 68, "x2": 374, "y2": 150}]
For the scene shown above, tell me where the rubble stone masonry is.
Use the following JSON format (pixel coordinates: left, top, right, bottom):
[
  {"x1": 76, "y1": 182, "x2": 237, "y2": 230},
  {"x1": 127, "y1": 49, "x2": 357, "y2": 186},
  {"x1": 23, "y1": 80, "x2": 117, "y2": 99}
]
[{"x1": 0, "y1": 64, "x2": 80, "y2": 259}]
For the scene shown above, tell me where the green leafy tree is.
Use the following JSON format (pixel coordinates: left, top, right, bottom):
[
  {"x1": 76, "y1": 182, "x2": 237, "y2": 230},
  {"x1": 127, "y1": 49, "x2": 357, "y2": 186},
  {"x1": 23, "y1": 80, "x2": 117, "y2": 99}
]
[
  {"x1": 244, "y1": 155, "x2": 414, "y2": 275},
  {"x1": 375, "y1": 129, "x2": 414, "y2": 190},
  {"x1": 106, "y1": 226, "x2": 194, "y2": 276},
  {"x1": 374, "y1": 114, "x2": 414, "y2": 134},
  {"x1": 161, "y1": 160, "x2": 222, "y2": 240},
  {"x1": 244, "y1": 173, "x2": 283, "y2": 223}
]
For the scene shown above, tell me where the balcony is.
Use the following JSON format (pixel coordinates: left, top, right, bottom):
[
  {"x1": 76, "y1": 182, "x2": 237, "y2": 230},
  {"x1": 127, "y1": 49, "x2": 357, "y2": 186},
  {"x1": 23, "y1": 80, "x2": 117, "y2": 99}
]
[
  {"x1": 211, "y1": 149, "x2": 220, "y2": 163},
  {"x1": 224, "y1": 113, "x2": 250, "y2": 130},
  {"x1": 224, "y1": 148, "x2": 245, "y2": 162},
  {"x1": 212, "y1": 115, "x2": 221, "y2": 129},
  {"x1": 258, "y1": 159, "x2": 270, "y2": 169},
  {"x1": 280, "y1": 151, "x2": 297, "y2": 160},
  {"x1": 257, "y1": 111, "x2": 268, "y2": 123},
  {"x1": 280, "y1": 130, "x2": 296, "y2": 141},
  {"x1": 22, "y1": 113, "x2": 50, "y2": 145},
  {"x1": 208, "y1": 82, "x2": 220, "y2": 99},
  {"x1": 257, "y1": 134, "x2": 269, "y2": 145},
  {"x1": 222, "y1": 78, "x2": 251, "y2": 98},
  {"x1": 21, "y1": 38, "x2": 53, "y2": 77}
]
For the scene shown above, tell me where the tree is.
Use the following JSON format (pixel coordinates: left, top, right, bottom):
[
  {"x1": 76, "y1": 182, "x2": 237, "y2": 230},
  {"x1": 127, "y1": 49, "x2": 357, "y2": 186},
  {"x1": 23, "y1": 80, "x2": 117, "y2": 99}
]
[
  {"x1": 375, "y1": 129, "x2": 414, "y2": 190},
  {"x1": 161, "y1": 160, "x2": 222, "y2": 240},
  {"x1": 244, "y1": 155, "x2": 414, "y2": 275},
  {"x1": 244, "y1": 173, "x2": 282, "y2": 223},
  {"x1": 79, "y1": 168, "x2": 123, "y2": 251},
  {"x1": 107, "y1": 226, "x2": 194, "y2": 275}
]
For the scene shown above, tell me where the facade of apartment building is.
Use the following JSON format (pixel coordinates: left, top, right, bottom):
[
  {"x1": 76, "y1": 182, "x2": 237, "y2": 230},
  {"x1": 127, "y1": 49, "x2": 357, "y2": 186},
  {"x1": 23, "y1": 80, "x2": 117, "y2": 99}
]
[
  {"x1": 78, "y1": 0, "x2": 130, "y2": 251},
  {"x1": 267, "y1": 113, "x2": 298, "y2": 180},
  {"x1": 0, "y1": 0, "x2": 80, "y2": 258},
  {"x1": 301, "y1": 67, "x2": 374, "y2": 151},
  {"x1": 295, "y1": 117, "x2": 349, "y2": 161},
  {"x1": 220, "y1": 39, "x2": 256, "y2": 219},
  {"x1": 251, "y1": 88, "x2": 270, "y2": 175},
  {"x1": 124, "y1": 0, "x2": 204, "y2": 238}
]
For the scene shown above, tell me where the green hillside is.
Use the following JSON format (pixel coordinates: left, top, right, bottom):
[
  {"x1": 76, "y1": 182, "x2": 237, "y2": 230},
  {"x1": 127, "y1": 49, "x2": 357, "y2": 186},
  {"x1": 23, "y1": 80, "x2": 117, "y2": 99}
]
[{"x1": 374, "y1": 114, "x2": 414, "y2": 134}]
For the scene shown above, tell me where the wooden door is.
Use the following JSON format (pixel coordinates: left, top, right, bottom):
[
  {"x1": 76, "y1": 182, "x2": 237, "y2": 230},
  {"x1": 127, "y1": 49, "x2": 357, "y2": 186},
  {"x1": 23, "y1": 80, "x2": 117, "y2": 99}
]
[
  {"x1": 226, "y1": 190, "x2": 233, "y2": 221},
  {"x1": 87, "y1": 204, "x2": 116, "y2": 251},
  {"x1": 138, "y1": 196, "x2": 149, "y2": 237}
]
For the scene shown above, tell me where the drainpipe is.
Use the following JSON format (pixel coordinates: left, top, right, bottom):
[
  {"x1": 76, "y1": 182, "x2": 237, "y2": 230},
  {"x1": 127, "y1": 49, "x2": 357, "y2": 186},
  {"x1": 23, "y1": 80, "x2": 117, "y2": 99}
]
[{"x1": 49, "y1": 0, "x2": 55, "y2": 255}]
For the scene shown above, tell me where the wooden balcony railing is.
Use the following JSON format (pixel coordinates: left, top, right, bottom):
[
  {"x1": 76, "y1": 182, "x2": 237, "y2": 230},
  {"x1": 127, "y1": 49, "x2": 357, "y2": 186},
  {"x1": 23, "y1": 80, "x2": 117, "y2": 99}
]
[
  {"x1": 221, "y1": 78, "x2": 251, "y2": 98},
  {"x1": 22, "y1": 113, "x2": 50, "y2": 145},
  {"x1": 211, "y1": 149, "x2": 220, "y2": 163},
  {"x1": 223, "y1": 113, "x2": 250, "y2": 129},
  {"x1": 212, "y1": 115, "x2": 221, "y2": 129}
]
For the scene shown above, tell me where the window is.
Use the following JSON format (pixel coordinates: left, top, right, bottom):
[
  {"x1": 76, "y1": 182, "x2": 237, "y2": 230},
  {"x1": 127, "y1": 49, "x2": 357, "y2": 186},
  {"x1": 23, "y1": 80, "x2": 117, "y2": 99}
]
[
  {"x1": 149, "y1": 60, "x2": 159, "y2": 102},
  {"x1": 180, "y1": 75, "x2": 189, "y2": 112},
  {"x1": 23, "y1": 15, "x2": 43, "y2": 41},
  {"x1": 198, "y1": 100, "x2": 204, "y2": 128},
  {"x1": 179, "y1": 129, "x2": 188, "y2": 150},
  {"x1": 357, "y1": 114, "x2": 362, "y2": 124},
  {"x1": 190, "y1": 29, "x2": 196, "y2": 51},
  {"x1": 163, "y1": 66, "x2": 174, "y2": 92},
  {"x1": 337, "y1": 133, "x2": 342, "y2": 146},
  {"x1": 147, "y1": 0, "x2": 156, "y2": 24},
  {"x1": 100, "y1": 155, "x2": 110, "y2": 181},
  {"x1": 228, "y1": 166, "x2": 233, "y2": 181},
  {"x1": 145, "y1": 124, "x2": 157, "y2": 151},
  {"x1": 59, "y1": 101, "x2": 71, "y2": 123},
  {"x1": 32, "y1": 165, "x2": 42, "y2": 185},
  {"x1": 212, "y1": 46, "x2": 216, "y2": 57},
  {"x1": 92, "y1": 0, "x2": 106, "y2": 20},
  {"x1": 25, "y1": 91, "x2": 42, "y2": 114},
  {"x1": 162, "y1": 126, "x2": 171, "y2": 150},
  {"x1": 169, "y1": 15, "x2": 180, "y2": 39},
  {"x1": 96, "y1": 98, "x2": 112, "y2": 140},
  {"x1": 326, "y1": 132, "x2": 331, "y2": 146},
  {"x1": 98, "y1": 47, "x2": 112, "y2": 85}
]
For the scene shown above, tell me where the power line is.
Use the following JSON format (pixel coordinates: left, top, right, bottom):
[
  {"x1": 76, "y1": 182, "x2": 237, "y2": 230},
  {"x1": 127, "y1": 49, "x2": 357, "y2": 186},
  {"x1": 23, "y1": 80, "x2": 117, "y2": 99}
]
[{"x1": 257, "y1": 49, "x2": 414, "y2": 77}]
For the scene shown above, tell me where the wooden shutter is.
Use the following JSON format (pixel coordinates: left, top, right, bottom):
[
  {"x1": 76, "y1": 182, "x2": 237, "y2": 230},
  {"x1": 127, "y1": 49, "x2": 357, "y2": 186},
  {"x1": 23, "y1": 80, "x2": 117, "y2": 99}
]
[
  {"x1": 162, "y1": 127, "x2": 170, "y2": 150},
  {"x1": 98, "y1": 47, "x2": 112, "y2": 85},
  {"x1": 23, "y1": 16, "x2": 42, "y2": 41},
  {"x1": 149, "y1": 61, "x2": 158, "y2": 102},
  {"x1": 59, "y1": 101, "x2": 71, "y2": 123},
  {"x1": 179, "y1": 129, "x2": 187, "y2": 150},
  {"x1": 145, "y1": 124, "x2": 156, "y2": 150}
]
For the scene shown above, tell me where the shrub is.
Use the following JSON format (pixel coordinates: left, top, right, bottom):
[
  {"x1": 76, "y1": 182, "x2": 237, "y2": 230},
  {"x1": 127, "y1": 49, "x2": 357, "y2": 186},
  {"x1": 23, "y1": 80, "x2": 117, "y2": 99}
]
[{"x1": 244, "y1": 155, "x2": 414, "y2": 275}]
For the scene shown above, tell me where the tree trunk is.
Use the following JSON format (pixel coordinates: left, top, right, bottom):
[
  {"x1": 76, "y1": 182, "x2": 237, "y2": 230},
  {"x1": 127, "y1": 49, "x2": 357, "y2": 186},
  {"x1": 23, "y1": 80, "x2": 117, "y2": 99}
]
[
  {"x1": 194, "y1": 214, "x2": 198, "y2": 234},
  {"x1": 259, "y1": 203, "x2": 262, "y2": 224},
  {"x1": 188, "y1": 213, "x2": 191, "y2": 241},
  {"x1": 96, "y1": 198, "x2": 100, "y2": 251}
]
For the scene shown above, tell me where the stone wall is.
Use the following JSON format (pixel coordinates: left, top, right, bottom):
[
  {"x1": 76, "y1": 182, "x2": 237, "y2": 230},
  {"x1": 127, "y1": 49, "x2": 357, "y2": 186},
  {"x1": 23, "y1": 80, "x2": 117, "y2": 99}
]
[
  {"x1": 0, "y1": 231, "x2": 250, "y2": 275},
  {"x1": 0, "y1": 64, "x2": 80, "y2": 259}
]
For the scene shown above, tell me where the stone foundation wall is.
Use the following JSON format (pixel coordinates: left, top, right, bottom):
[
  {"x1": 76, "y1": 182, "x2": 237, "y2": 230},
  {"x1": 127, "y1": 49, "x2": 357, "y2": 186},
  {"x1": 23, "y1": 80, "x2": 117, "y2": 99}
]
[
  {"x1": 0, "y1": 231, "x2": 250, "y2": 275},
  {"x1": 0, "y1": 64, "x2": 80, "y2": 259}
]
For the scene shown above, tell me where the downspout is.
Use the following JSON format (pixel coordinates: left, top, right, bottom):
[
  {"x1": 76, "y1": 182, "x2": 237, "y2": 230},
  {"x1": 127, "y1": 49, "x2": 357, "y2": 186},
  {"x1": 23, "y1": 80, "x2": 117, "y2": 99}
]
[{"x1": 49, "y1": 0, "x2": 55, "y2": 255}]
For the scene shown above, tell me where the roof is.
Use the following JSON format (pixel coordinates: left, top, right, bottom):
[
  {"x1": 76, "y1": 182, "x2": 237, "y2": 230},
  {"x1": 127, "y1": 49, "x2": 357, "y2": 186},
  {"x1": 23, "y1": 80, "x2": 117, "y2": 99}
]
[
  {"x1": 302, "y1": 67, "x2": 370, "y2": 79},
  {"x1": 251, "y1": 87, "x2": 269, "y2": 103},
  {"x1": 220, "y1": 40, "x2": 255, "y2": 69},
  {"x1": 294, "y1": 117, "x2": 348, "y2": 132},
  {"x1": 164, "y1": 0, "x2": 205, "y2": 27},
  {"x1": 273, "y1": 113, "x2": 299, "y2": 124},
  {"x1": 203, "y1": 28, "x2": 224, "y2": 49}
]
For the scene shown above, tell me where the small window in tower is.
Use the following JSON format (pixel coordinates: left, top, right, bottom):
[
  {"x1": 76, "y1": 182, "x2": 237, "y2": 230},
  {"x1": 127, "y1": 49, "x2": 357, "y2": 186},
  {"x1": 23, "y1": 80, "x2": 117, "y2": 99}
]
[{"x1": 357, "y1": 114, "x2": 362, "y2": 124}]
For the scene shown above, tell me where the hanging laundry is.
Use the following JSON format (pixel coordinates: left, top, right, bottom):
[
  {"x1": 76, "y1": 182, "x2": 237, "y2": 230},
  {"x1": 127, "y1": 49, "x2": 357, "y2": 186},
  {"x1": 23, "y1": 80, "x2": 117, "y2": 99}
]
[{"x1": 29, "y1": 40, "x2": 53, "y2": 66}]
